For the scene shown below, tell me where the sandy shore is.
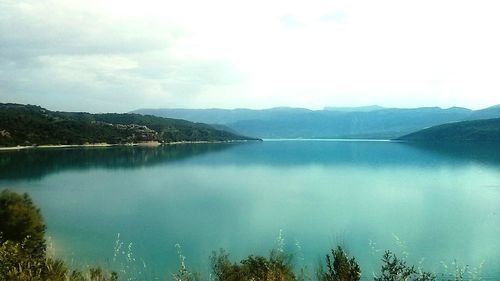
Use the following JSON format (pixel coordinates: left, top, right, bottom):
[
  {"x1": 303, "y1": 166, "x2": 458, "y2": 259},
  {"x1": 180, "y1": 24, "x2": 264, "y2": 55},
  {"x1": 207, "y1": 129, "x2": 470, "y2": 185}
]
[
  {"x1": 0, "y1": 142, "x2": 155, "y2": 151},
  {"x1": 166, "y1": 139, "x2": 257, "y2": 145},
  {"x1": 0, "y1": 140, "x2": 258, "y2": 151}
]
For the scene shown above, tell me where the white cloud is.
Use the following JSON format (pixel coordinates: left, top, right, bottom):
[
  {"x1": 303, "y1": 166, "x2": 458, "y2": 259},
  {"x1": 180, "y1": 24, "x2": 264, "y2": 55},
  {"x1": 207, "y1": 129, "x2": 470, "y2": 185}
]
[{"x1": 0, "y1": 0, "x2": 499, "y2": 111}]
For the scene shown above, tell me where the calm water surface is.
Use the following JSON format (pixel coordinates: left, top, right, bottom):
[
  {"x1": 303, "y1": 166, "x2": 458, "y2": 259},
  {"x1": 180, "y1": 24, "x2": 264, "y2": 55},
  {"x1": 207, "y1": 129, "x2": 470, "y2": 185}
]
[{"x1": 1, "y1": 140, "x2": 499, "y2": 278}]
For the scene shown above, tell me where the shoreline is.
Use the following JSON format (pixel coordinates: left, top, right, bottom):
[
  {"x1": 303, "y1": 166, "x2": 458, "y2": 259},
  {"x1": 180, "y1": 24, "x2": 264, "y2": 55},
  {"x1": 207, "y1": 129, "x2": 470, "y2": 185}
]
[
  {"x1": 0, "y1": 140, "x2": 260, "y2": 151},
  {"x1": 262, "y1": 138, "x2": 392, "y2": 142},
  {"x1": 0, "y1": 143, "x2": 116, "y2": 151}
]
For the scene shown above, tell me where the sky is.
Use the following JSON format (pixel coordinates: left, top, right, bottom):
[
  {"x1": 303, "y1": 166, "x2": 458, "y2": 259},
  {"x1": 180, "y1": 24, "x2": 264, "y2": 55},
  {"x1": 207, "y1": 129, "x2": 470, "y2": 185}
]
[{"x1": 1, "y1": 0, "x2": 499, "y2": 113}]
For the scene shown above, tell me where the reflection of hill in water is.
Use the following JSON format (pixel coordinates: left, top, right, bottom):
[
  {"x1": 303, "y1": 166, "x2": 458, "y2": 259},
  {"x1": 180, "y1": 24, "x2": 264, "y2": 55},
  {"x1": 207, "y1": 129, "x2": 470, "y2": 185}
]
[
  {"x1": 0, "y1": 144, "x2": 240, "y2": 181},
  {"x1": 189, "y1": 141, "x2": 500, "y2": 169},
  {"x1": 399, "y1": 141, "x2": 500, "y2": 167},
  {"x1": 2, "y1": 141, "x2": 500, "y2": 181}
]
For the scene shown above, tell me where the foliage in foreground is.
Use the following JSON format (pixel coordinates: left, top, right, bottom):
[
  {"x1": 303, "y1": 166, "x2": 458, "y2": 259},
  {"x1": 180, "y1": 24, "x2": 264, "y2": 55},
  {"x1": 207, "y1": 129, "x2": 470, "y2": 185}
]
[
  {"x1": 374, "y1": 251, "x2": 435, "y2": 281},
  {"x1": 317, "y1": 246, "x2": 361, "y2": 281},
  {"x1": 0, "y1": 190, "x2": 117, "y2": 281},
  {"x1": 0, "y1": 190, "x2": 46, "y2": 259},
  {"x1": 0, "y1": 189, "x2": 484, "y2": 281},
  {"x1": 210, "y1": 249, "x2": 295, "y2": 281}
]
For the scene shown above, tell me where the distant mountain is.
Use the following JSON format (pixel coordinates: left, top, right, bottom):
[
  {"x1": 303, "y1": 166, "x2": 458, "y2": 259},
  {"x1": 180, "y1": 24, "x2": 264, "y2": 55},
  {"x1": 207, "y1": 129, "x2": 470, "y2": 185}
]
[
  {"x1": 396, "y1": 118, "x2": 500, "y2": 142},
  {"x1": 0, "y1": 103, "x2": 258, "y2": 147},
  {"x1": 323, "y1": 105, "x2": 385, "y2": 112},
  {"x1": 132, "y1": 105, "x2": 500, "y2": 139},
  {"x1": 131, "y1": 107, "x2": 315, "y2": 125},
  {"x1": 468, "y1": 104, "x2": 500, "y2": 120}
]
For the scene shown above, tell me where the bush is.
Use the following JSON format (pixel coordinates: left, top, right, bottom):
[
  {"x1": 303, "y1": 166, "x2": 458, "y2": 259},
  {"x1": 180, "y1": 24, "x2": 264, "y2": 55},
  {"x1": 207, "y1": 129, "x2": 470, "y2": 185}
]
[
  {"x1": 374, "y1": 251, "x2": 435, "y2": 281},
  {"x1": 317, "y1": 246, "x2": 361, "y2": 281},
  {"x1": 0, "y1": 190, "x2": 46, "y2": 259},
  {"x1": 0, "y1": 190, "x2": 117, "y2": 281},
  {"x1": 210, "y1": 249, "x2": 295, "y2": 281}
]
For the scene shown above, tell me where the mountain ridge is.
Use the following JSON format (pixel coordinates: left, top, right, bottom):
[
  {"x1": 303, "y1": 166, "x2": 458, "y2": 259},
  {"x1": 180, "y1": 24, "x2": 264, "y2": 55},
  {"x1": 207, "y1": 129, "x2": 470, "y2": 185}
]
[{"x1": 131, "y1": 105, "x2": 500, "y2": 139}]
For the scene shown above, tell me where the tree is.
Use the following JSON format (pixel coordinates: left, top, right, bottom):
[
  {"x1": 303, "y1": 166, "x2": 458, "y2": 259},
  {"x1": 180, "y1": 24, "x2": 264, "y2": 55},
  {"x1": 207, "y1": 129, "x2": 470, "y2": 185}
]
[
  {"x1": 374, "y1": 251, "x2": 435, "y2": 281},
  {"x1": 210, "y1": 249, "x2": 295, "y2": 281},
  {"x1": 317, "y1": 246, "x2": 361, "y2": 281},
  {"x1": 0, "y1": 190, "x2": 119, "y2": 280},
  {"x1": 0, "y1": 190, "x2": 46, "y2": 258}
]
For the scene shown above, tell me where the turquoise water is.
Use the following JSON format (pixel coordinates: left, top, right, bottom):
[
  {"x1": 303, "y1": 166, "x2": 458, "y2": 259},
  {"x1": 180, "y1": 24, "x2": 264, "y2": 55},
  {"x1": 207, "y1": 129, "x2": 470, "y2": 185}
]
[{"x1": 1, "y1": 140, "x2": 500, "y2": 278}]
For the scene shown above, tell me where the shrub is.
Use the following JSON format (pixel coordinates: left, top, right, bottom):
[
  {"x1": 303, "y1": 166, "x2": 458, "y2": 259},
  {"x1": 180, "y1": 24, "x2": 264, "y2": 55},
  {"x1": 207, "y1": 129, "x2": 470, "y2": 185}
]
[
  {"x1": 0, "y1": 190, "x2": 117, "y2": 281},
  {"x1": 172, "y1": 244, "x2": 201, "y2": 281},
  {"x1": 210, "y1": 249, "x2": 295, "y2": 281},
  {"x1": 0, "y1": 190, "x2": 46, "y2": 258},
  {"x1": 374, "y1": 251, "x2": 435, "y2": 281},
  {"x1": 317, "y1": 246, "x2": 361, "y2": 281}
]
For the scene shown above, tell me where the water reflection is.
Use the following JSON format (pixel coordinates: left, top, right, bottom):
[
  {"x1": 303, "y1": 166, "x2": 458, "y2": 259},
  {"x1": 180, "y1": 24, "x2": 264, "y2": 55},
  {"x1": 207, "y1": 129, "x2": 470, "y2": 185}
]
[
  {"x1": 2, "y1": 141, "x2": 500, "y2": 182},
  {"x1": 400, "y1": 141, "x2": 500, "y2": 166},
  {"x1": 0, "y1": 143, "x2": 241, "y2": 181},
  {"x1": 164, "y1": 140, "x2": 500, "y2": 168}
]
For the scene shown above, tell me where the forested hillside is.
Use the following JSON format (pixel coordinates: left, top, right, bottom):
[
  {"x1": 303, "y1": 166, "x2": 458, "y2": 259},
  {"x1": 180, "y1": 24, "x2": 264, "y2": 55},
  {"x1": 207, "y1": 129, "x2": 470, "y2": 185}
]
[
  {"x1": 0, "y1": 103, "x2": 257, "y2": 147},
  {"x1": 397, "y1": 118, "x2": 500, "y2": 142}
]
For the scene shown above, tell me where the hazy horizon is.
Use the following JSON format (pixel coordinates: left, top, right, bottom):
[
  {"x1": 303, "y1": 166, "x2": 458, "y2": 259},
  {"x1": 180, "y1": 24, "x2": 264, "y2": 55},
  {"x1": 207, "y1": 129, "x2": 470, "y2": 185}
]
[
  {"x1": 3, "y1": 102, "x2": 500, "y2": 114},
  {"x1": 1, "y1": 1, "x2": 500, "y2": 112}
]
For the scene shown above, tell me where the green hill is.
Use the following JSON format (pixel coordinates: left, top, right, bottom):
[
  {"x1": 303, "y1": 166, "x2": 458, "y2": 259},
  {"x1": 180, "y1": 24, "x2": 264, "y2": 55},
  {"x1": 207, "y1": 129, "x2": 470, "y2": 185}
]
[
  {"x1": 396, "y1": 118, "x2": 500, "y2": 142},
  {"x1": 0, "y1": 103, "x2": 258, "y2": 147}
]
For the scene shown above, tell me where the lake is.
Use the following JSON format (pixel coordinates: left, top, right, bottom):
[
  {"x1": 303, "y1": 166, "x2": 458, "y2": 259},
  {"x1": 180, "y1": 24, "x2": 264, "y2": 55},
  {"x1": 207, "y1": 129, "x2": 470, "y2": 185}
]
[{"x1": 1, "y1": 140, "x2": 499, "y2": 279}]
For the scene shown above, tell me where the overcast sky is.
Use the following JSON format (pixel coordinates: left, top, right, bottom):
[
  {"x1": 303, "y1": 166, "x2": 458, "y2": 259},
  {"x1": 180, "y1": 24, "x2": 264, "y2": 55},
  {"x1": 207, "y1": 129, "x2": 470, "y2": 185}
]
[{"x1": 1, "y1": 0, "x2": 499, "y2": 112}]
